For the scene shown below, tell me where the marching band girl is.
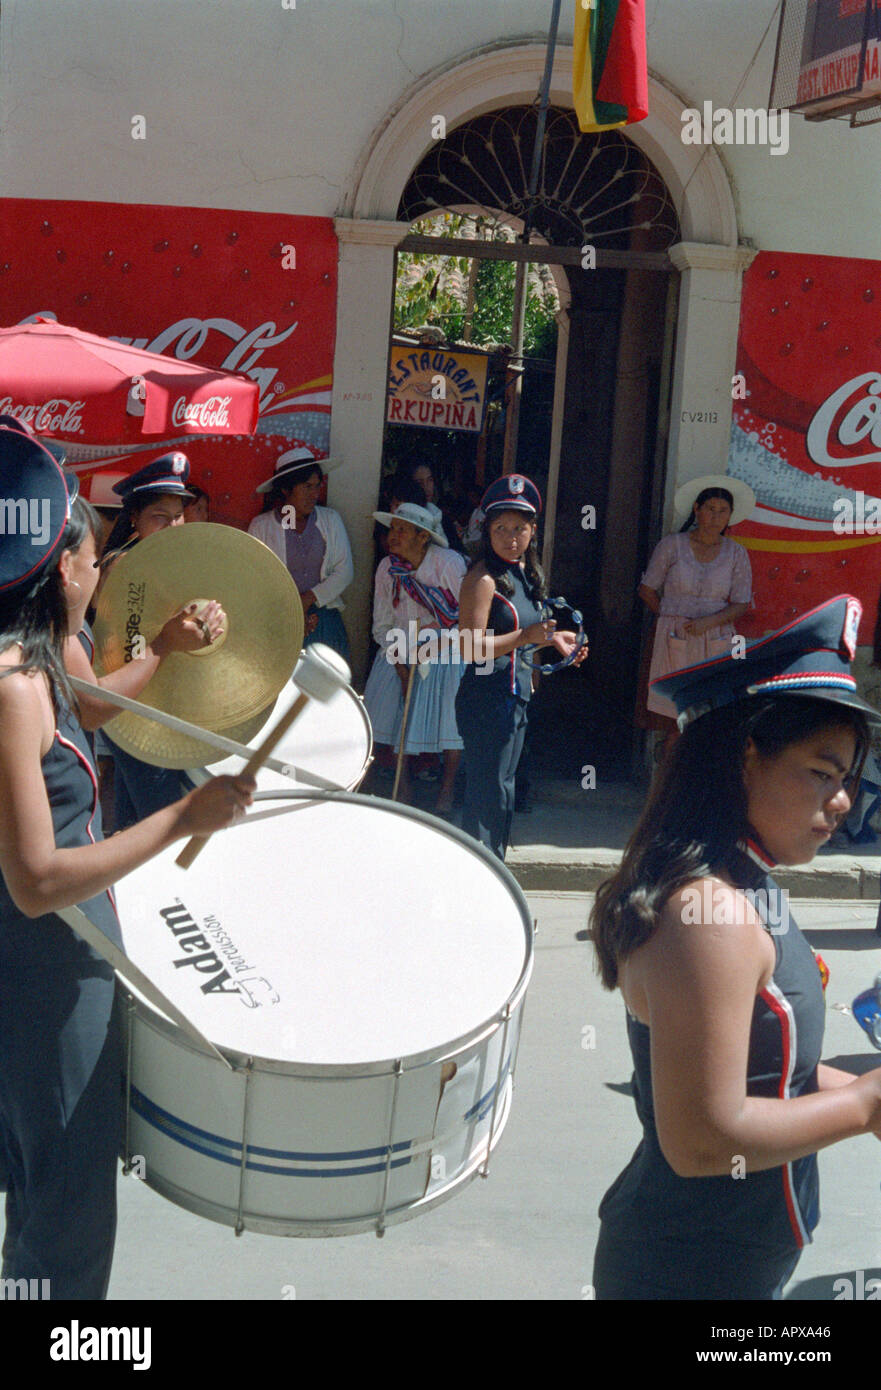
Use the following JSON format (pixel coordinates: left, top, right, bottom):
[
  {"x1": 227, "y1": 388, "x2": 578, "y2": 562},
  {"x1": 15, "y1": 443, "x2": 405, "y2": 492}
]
[{"x1": 0, "y1": 425, "x2": 253, "y2": 1298}]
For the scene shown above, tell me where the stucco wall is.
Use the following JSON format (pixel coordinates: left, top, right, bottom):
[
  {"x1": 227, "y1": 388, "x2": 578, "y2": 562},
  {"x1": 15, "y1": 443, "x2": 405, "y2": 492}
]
[{"x1": 1, "y1": 1, "x2": 879, "y2": 258}]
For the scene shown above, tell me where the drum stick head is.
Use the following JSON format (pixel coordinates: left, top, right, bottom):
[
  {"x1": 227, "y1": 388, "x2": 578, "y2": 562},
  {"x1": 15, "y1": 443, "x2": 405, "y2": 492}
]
[{"x1": 294, "y1": 643, "x2": 351, "y2": 701}]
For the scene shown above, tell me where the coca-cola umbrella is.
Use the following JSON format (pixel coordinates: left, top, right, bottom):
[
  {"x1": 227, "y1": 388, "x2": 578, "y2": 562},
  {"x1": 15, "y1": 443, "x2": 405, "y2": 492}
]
[{"x1": 0, "y1": 317, "x2": 260, "y2": 465}]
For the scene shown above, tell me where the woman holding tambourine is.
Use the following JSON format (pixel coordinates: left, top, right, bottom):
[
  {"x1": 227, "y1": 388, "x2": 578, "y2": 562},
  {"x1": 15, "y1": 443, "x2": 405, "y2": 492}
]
[
  {"x1": 638, "y1": 475, "x2": 754, "y2": 759},
  {"x1": 456, "y1": 474, "x2": 587, "y2": 860}
]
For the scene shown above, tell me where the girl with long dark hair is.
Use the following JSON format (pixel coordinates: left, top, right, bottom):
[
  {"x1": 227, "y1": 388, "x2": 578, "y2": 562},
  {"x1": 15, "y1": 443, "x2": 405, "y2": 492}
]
[
  {"x1": 0, "y1": 426, "x2": 253, "y2": 1298},
  {"x1": 456, "y1": 474, "x2": 586, "y2": 859},
  {"x1": 591, "y1": 595, "x2": 881, "y2": 1300}
]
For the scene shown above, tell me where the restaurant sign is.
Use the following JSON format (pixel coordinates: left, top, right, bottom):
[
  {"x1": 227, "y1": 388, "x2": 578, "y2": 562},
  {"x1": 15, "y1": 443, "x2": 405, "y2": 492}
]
[{"x1": 387, "y1": 345, "x2": 488, "y2": 433}]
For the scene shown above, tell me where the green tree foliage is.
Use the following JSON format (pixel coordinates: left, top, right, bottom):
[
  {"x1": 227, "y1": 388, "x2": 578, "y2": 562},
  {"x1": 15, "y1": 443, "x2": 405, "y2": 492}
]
[{"x1": 395, "y1": 214, "x2": 559, "y2": 359}]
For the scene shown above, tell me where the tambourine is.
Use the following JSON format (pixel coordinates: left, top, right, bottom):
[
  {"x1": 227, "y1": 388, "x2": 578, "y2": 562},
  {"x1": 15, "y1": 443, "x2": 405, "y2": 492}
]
[
  {"x1": 853, "y1": 974, "x2": 881, "y2": 1051},
  {"x1": 521, "y1": 596, "x2": 588, "y2": 675}
]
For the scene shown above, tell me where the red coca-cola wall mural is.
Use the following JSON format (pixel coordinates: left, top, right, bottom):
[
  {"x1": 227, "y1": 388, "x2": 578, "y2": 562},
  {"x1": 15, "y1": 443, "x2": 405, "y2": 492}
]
[
  {"x1": 0, "y1": 198, "x2": 337, "y2": 527},
  {"x1": 728, "y1": 249, "x2": 881, "y2": 644}
]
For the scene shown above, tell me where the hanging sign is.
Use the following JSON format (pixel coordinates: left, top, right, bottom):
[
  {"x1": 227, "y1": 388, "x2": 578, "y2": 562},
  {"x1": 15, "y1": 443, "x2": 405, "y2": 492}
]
[{"x1": 387, "y1": 344, "x2": 488, "y2": 432}]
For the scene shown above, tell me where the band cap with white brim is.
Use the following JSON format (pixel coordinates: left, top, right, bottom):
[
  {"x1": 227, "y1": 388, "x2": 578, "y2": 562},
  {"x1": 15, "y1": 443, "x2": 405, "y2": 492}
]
[
  {"x1": 652, "y1": 594, "x2": 881, "y2": 731},
  {"x1": 673, "y1": 474, "x2": 755, "y2": 527},
  {"x1": 480, "y1": 474, "x2": 542, "y2": 517},
  {"x1": 112, "y1": 452, "x2": 194, "y2": 506}
]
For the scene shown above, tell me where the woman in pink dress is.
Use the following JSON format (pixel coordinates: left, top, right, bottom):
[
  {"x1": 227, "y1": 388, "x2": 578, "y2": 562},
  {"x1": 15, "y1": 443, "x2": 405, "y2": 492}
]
[{"x1": 639, "y1": 475, "x2": 754, "y2": 756}]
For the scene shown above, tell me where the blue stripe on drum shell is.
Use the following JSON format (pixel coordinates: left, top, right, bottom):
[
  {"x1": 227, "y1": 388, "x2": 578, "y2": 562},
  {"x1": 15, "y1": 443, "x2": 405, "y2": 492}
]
[
  {"x1": 463, "y1": 1055, "x2": 511, "y2": 1122},
  {"x1": 131, "y1": 1087, "x2": 413, "y2": 1178}
]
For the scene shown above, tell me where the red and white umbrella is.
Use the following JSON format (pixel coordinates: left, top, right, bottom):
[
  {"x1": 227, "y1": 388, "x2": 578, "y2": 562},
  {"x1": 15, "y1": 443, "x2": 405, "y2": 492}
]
[{"x1": 0, "y1": 317, "x2": 260, "y2": 464}]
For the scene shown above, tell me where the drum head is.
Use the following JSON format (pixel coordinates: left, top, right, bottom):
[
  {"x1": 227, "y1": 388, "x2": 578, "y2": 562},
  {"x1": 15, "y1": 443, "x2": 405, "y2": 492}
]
[
  {"x1": 114, "y1": 794, "x2": 532, "y2": 1068},
  {"x1": 187, "y1": 664, "x2": 372, "y2": 792}
]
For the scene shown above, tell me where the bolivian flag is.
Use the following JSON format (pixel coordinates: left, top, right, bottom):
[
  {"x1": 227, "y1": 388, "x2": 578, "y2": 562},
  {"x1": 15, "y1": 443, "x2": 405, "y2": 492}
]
[{"x1": 573, "y1": 0, "x2": 649, "y2": 133}]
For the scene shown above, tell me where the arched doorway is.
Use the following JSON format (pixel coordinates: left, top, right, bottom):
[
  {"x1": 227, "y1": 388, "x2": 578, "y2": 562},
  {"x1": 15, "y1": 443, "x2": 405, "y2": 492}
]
[
  {"x1": 331, "y1": 44, "x2": 746, "y2": 774},
  {"x1": 389, "y1": 104, "x2": 680, "y2": 776}
]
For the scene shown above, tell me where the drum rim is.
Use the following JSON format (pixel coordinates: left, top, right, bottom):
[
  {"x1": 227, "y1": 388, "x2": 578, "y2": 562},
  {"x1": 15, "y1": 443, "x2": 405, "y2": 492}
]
[
  {"x1": 120, "y1": 789, "x2": 534, "y2": 1074},
  {"x1": 122, "y1": 981, "x2": 525, "y2": 1077},
  {"x1": 183, "y1": 678, "x2": 374, "y2": 787}
]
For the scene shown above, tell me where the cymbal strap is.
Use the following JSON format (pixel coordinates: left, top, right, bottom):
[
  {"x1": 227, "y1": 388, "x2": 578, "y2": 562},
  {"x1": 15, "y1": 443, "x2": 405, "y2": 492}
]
[{"x1": 56, "y1": 903, "x2": 233, "y2": 1070}]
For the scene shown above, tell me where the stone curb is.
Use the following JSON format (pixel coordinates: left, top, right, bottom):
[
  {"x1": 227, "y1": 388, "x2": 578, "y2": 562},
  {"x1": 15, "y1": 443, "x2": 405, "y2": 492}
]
[{"x1": 506, "y1": 848, "x2": 881, "y2": 899}]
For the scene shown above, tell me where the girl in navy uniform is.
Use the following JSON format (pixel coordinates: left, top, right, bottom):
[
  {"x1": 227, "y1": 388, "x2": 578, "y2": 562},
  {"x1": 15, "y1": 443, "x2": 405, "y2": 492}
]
[
  {"x1": 591, "y1": 595, "x2": 881, "y2": 1299},
  {"x1": 0, "y1": 426, "x2": 253, "y2": 1298},
  {"x1": 456, "y1": 475, "x2": 586, "y2": 859},
  {"x1": 98, "y1": 453, "x2": 226, "y2": 829}
]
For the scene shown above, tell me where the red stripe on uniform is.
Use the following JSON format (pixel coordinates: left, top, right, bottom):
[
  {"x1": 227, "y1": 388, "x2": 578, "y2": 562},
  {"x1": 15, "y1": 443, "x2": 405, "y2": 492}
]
[
  {"x1": 55, "y1": 732, "x2": 119, "y2": 920},
  {"x1": 759, "y1": 982, "x2": 809, "y2": 1248}
]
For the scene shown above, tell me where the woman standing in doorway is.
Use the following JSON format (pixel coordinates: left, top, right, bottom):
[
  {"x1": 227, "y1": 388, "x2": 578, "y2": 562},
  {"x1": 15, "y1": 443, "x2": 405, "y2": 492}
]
[
  {"x1": 364, "y1": 502, "x2": 466, "y2": 811},
  {"x1": 638, "y1": 475, "x2": 754, "y2": 758},
  {"x1": 456, "y1": 474, "x2": 586, "y2": 860},
  {"x1": 249, "y1": 448, "x2": 353, "y2": 661}
]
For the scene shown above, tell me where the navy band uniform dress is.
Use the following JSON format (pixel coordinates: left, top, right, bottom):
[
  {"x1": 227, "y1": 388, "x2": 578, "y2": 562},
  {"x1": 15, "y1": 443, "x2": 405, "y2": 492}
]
[
  {"x1": 592, "y1": 840, "x2": 824, "y2": 1300},
  {"x1": 456, "y1": 558, "x2": 542, "y2": 860},
  {"x1": 592, "y1": 592, "x2": 879, "y2": 1299},
  {"x1": 0, "y1": 702, "x2": 123, "y2": 1299}
]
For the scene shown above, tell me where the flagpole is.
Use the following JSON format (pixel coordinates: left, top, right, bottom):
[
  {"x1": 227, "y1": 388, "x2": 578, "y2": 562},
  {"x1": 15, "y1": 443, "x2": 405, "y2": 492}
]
[{"x1": 501, "y1": 0, "x2": 564, "y2": 475}]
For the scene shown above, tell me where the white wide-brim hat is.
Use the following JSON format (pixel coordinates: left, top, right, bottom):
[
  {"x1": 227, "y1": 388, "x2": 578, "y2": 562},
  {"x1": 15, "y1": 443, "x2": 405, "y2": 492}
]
[
  {"x1": 256, "y1": 447, "x2": 341, "y2": 494},
  {"x1": 673, "y1": 474, "x2": 755, "y2": 527},
  {"x1": 372, "y1": 501, "x2": 448, "y2": 549}
]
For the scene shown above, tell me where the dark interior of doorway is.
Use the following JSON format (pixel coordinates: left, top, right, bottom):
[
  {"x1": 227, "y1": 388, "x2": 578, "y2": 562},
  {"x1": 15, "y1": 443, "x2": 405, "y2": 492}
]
[{"x1": 528, "y1": 265, "x2": 668, "y2": 785}]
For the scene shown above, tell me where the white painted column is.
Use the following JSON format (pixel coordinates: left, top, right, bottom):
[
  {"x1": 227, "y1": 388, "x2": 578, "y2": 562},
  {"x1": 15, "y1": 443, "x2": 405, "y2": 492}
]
[
  {"x1": 664, "y1": 241, "x2": 756, "y2": 522},
  {"x1": 541, "y1": 305, "x2": 570, "y2": 583},
  {"x1": 329, "y1": 217, "x2": 410, "y2": 683}
]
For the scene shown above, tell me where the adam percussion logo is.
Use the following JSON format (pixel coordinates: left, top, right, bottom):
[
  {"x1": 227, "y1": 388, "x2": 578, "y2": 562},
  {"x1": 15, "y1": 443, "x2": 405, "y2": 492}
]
[{"x1": 160, "y1": 899, "x2": 243, "y2": 996}]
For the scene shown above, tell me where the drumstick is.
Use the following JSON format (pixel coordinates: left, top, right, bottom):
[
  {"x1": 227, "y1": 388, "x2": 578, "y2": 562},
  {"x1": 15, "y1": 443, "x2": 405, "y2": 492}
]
[{"x1": 176, "y1": 644, "x2": 351, "y2": 869}]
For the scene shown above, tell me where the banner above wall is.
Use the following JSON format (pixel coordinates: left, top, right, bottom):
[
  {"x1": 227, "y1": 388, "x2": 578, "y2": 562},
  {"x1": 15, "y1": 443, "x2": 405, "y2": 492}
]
[
  {"x1": 727, "y1": 249, "x2": 881, "y2": 641},
  {"x1": 387, "y1": 342, "x2": 489, "y2": 433},
  {"x1": 0, "y1": 199, "x2": 338, "y2": 527}
]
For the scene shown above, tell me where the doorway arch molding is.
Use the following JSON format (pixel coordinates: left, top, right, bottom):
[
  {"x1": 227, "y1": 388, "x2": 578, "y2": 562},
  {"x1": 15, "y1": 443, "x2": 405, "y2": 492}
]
[{"x1": 346, "y1": 42, "x2": 739, "y2": 247}]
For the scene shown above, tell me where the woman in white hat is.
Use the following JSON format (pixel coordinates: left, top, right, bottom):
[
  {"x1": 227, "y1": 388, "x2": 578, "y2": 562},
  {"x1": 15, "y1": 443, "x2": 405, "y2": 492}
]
[
  {"x1": 363, "y1": 502, "x2": 467, "y2": 811},
  {"x1": 248, "y1": 448, "x2": 353, "y2": 660},
  {"x1": 638, "y1": 475, "x2": 754, "y2": 758}
]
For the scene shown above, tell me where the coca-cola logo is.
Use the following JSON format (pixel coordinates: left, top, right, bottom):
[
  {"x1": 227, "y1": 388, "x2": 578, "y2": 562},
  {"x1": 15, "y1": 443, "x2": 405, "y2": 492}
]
[
  {"x1": 171, "y1": 395, "x2": 232, "y2": 429},
  {"x1": 114, "y1": 317, "x2": 298, "y2": 407},
  {"x1": 0, "y1": 397, "x2": 85, "y2": 435},
  {"x1": 806, "y1": 372, "x2": 881, "y2": 468}
]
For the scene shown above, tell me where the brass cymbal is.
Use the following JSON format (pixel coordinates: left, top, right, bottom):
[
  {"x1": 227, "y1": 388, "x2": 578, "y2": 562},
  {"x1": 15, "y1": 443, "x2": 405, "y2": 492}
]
[{"x1": 93, "y1": 523, "x2": 303, "y2": 767}]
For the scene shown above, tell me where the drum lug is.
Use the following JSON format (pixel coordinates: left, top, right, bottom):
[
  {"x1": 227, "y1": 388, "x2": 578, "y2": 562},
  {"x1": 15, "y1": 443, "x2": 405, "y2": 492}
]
[
  {"x1": 234, "y1": 1057, "x2": 255, "y2": 1237},
  {"x1": 479, "y1": 1004, "x2": 513, "y2": 1180},
  {"x1": 121, "y1": 991, "x2": 136, "y2": 1175},
  {"x1": 375, "y1": 1059, "x2": 404, "y2": 1239}
]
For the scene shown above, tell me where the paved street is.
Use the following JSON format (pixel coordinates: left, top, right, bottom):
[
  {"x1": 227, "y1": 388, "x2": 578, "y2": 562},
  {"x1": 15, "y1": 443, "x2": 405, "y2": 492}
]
[{"x1": 7, "y1": 890, "x2": 879, "y2": 1304}]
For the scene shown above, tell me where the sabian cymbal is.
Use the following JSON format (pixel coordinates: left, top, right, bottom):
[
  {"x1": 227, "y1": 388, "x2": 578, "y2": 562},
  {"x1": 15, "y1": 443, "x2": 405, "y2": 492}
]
[{"x1": 93, "y1": 523, "x2": 303, "y2": 767}]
